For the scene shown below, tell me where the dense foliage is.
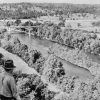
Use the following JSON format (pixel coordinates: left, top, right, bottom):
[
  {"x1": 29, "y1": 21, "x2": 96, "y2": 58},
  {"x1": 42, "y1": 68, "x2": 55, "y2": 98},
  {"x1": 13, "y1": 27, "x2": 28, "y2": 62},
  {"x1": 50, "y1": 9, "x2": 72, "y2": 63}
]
[
  {"x1": 0, "y1": 3, "x2": 99, "y2": 19},
  {"x1": 12, "y1": 72, "x2": 56, "y2": 100},
  {"x1": 34, "y1": 24, "x2": 100, "y2": 55},
  {"x1": 2, "y1": 37, "x2": 45, "y2": 75}
]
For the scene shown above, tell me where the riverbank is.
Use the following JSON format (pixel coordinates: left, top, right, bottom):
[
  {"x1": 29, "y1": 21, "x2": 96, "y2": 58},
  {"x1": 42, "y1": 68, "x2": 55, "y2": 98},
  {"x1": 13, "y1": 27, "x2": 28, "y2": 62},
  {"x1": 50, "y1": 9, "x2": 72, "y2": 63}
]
[
  {"x1": 0, "y1": 47, "x2": 62, "y2": 94},
  {"x1": 0, "y1": 47, "x2": 39, "y2": 75},
  {"x1": 11, "y1": 33, "x2": 94, "y2": 81}
]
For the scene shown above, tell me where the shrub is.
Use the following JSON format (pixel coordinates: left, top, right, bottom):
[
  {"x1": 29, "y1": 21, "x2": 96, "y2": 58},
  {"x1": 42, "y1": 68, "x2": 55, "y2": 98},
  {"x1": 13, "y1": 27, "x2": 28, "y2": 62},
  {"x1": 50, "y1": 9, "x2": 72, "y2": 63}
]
[
  {"x1": 3, "y1": 43, "x2": 13, "y2": 53},
  {"x1": 92, "y1": 21, "x2": 100, "y2": 27},
  {"x1": 16, "y1": 73, "x2": 56, "y2": 100},
  {"x1": 15, "y1": 19, "x2": 21, "y2": 26}
]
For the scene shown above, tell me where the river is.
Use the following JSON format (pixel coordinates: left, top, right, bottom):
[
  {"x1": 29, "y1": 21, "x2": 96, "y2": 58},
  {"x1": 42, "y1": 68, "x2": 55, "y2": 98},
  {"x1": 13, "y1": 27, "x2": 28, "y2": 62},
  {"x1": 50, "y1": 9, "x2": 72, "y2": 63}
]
[
  {"x1": 11, "y1": 33, "x2": 94, "y2": 81},
  {"x1": 12, "y1": 33, "x2": 53, "y2": 57}
]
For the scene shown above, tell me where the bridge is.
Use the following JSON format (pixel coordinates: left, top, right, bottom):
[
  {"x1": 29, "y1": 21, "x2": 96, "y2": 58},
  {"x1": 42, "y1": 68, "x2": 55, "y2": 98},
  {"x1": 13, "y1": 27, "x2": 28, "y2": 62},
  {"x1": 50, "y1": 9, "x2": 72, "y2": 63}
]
[{"x1": 1, "y1": 25, "x2": 41, "y2": 51}]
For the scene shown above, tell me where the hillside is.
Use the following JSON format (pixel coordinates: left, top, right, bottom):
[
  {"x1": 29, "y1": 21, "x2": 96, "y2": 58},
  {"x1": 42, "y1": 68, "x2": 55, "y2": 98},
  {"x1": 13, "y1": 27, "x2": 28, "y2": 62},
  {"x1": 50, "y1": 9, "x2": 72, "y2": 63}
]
[{"x1": 0, "y1": 3, "x2": 100, "y2": 19}]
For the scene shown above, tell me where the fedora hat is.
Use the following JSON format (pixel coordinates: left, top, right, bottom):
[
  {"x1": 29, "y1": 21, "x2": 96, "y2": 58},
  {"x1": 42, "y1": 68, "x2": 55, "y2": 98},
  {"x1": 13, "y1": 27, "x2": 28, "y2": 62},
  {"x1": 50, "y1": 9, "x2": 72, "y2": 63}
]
[{"x1": 4, "y1": 60, "x2": 16, "y2": 69}]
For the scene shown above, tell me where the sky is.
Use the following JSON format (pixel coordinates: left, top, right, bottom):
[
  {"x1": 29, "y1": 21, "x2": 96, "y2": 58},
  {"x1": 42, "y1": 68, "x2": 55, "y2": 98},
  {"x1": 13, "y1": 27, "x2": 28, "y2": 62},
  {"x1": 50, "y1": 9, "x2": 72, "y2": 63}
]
[{"x1": 0, "y1": 0, "x2": 100, "y2": 4}]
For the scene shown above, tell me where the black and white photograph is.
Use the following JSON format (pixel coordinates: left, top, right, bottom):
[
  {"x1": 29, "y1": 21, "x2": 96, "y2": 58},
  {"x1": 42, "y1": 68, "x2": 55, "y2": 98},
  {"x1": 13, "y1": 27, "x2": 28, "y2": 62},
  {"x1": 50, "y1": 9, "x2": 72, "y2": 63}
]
[{"x1": 0, "y1": 0, "x2": 100, "y2": 100}]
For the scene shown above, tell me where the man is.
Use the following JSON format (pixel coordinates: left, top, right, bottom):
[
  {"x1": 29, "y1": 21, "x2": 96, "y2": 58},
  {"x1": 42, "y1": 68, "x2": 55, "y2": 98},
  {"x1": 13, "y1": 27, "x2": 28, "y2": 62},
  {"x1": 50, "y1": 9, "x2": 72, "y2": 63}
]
[{"x1": 0, "y1": 59, "x2": 21, "y2": 100}]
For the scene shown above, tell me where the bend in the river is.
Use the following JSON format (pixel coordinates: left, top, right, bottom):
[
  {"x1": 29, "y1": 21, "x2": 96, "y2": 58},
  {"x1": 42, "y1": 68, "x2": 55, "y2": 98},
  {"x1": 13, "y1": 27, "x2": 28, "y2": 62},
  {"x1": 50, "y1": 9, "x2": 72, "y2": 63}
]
[{"x1": 11, "y1": 33, "x2": 94, "y2": 81}]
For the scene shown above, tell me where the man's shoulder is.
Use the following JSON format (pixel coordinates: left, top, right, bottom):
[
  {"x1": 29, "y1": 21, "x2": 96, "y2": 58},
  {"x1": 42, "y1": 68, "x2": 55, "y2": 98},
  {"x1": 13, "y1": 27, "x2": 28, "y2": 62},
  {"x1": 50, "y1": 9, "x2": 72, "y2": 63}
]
[
  {"x1": 0, "y1": 72, "x2": 4, "y2": 81},
  {"x1": 4, "y1": 73, "x2": 14, "y2": 82},
  {"x1": 0, "y1": 72, "x2": 5, "y2": 79},
  {"x1": 7, "y1": 75, "x2": 14, "y2": 81}
]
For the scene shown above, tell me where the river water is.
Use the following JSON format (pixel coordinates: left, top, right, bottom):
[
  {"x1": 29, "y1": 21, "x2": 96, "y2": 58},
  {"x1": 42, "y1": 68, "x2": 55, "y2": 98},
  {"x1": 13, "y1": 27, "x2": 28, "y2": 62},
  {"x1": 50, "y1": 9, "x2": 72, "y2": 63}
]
[
  {"x1": 12, "y1": 33, "x2": 94, "y2": 81},
  {"x1": 12, "y1": 33, "x2": 53, "y2": 57}
]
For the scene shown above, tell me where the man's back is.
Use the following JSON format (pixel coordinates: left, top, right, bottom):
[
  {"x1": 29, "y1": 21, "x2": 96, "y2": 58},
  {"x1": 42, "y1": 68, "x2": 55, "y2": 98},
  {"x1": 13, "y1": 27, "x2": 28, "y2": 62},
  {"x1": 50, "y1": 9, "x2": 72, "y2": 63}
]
[
  {"x1": 0, "y1": 72, "x2": 4, "y2": 94},
  {"x1": 0, "y1": 72, "x2": 17, "y2": 98}
]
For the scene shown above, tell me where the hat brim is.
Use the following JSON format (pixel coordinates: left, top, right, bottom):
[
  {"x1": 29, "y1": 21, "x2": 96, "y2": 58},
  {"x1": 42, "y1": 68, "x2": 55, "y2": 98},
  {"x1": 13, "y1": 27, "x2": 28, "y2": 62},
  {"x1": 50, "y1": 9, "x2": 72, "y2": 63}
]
[{"x1": 3, "y1": 65, "x2": 16, "y2": 69}]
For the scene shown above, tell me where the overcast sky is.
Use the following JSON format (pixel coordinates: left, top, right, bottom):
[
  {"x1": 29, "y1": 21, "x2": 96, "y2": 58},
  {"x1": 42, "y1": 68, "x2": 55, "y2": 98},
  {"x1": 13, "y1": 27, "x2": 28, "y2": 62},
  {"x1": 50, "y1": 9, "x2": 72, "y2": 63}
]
[{"x1": 0, "y1": 0, "x2": 100, "y2": 4}]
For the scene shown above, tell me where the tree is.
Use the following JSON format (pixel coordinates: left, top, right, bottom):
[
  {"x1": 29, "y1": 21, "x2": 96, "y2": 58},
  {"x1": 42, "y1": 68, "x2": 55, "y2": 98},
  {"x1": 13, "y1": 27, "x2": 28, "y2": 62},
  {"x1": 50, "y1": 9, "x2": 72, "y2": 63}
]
[
  {"x1": 84, "y1": 39, "x2": 100, "y2": 55},
  {"x1": 15, "y1": 19, "x2": 21, "y2": 26},
  {"x1": 58, "y1": 21, "x2": 65, "y2": 27}
]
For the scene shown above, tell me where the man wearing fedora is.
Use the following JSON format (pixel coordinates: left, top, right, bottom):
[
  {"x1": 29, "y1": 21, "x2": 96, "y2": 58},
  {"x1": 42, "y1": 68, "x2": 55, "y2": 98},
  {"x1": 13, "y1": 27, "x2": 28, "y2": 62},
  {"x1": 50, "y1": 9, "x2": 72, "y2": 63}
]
[{"x1": 0, "y1": 59, "x2": 21, "y2": 100}]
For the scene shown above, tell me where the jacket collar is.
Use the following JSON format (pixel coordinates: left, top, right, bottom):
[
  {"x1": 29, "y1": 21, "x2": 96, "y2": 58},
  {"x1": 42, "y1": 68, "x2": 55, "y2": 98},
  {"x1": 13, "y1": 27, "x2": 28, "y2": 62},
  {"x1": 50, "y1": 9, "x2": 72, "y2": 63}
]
[{"x1": 4, "y1": 71, "x2": 13, "y2": 77}]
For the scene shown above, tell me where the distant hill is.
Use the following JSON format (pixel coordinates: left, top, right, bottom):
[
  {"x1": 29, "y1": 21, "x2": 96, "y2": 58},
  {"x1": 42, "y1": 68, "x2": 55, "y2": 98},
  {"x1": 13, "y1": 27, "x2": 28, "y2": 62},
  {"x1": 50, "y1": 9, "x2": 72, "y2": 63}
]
[{"x1": 0, "y1": 3, "x2": 100, "y2": 19}]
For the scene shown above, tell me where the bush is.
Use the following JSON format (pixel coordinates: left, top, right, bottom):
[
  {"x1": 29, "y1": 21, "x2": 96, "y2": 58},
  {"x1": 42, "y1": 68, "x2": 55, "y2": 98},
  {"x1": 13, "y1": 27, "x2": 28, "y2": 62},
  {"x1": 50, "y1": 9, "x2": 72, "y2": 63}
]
[
  {"x1": 3, "y1": 43, "x2": 13, "y2": 53},
  {"x1": 34, "y1": 57, "x2": 45, "y2": 74},
  {"x1": 53, "y1": 93, "x2": 69, "y2": 100},
  {"x1": 15, "y1": 19, "x2": 21, "y2": 26},
  {"x1": 16, "y1": 73, "x2": 56, "y2": 100},
  {"x1": 43, "y1": 55, "x2": 66, "y2": 86},
  {"x1": 84, "y1": 39, "x2": 100, "y2": 55},
  {"x1": 22, "y1": 21, "x2": 34, "y2": 26},
  {"x1": 92, "y1": 21, "x2": 100, "y2": 27},
  {"x1": 58, "y1": 22, "x2": 65, "y2": 27}
]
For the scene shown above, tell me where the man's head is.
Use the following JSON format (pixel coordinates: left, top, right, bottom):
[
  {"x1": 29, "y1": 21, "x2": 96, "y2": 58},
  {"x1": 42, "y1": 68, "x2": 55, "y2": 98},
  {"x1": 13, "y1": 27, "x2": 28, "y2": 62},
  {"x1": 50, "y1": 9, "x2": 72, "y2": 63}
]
[{"x1": 3, "y1": 59, "x2": 16, "y2": 73}]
